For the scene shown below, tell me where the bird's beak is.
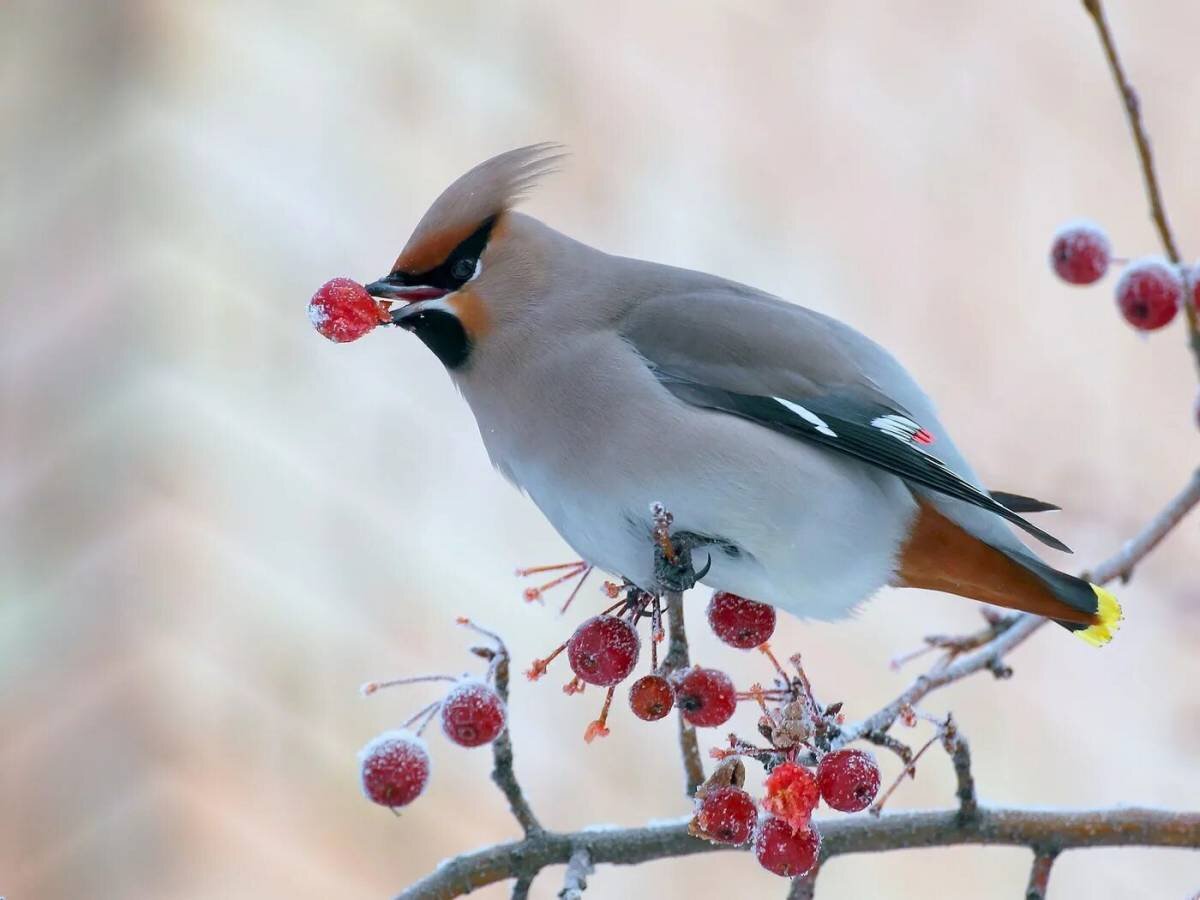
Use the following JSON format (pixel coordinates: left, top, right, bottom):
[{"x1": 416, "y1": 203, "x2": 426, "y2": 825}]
[{"x1": 364, "y1": 274, "x2": 449, "y2": 304}]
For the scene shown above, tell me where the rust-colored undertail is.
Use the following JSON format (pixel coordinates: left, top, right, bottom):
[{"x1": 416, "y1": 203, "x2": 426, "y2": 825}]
[{"x1": 895, "y1": 500, "x2": 1097, "y2": 625}]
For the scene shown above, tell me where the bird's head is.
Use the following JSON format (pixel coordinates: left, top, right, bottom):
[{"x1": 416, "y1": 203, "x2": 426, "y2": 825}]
[{"x1": 366, "y1": 143, "x2": 564, "y2": 370}]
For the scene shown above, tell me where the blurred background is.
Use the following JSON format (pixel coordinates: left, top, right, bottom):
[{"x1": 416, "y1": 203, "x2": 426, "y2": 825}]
[{"x1": 3, "y1": 1, "x2": 1199, "y2": 897}]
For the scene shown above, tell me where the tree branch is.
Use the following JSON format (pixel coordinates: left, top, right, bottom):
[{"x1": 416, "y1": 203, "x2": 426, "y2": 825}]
[
  {"x1": 786, "y1": 868, "x2": 819, "y2": 900},
  {"x1": 1024, "y1": 847, "x2": 1059, "y2": 900},
  {"x1": 394, "y1": 807, "x2": 1200, "y2": 899},
  {"x1": 490, "y1": 650, "x2": 543, "y2": 835},
  {"x1": 1080, "y1": 0, "x2": 1200, "y2": 371},
  {"x1": 840, "y1": 467, "x2": 1200, "y2": 746},
  {"x1": 558, "y1": 846, "x2": 593, "y2": 899},
  {"x1": 662, "y1": 589, "x2": 705, "y2": 797}
]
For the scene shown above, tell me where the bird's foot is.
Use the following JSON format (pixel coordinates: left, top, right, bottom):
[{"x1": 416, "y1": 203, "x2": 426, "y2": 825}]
[{"x1": 653, "y1": 529, "x2": 713, "y2": 594}]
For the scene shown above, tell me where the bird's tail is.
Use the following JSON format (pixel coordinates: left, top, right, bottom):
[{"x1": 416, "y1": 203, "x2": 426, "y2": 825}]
[
  {"x1": 896, "y1": 501, "x2": 1123, "y2": 646},
  {"x1": 996, "y1": 549, "x2": 1123, "y2": 647}
]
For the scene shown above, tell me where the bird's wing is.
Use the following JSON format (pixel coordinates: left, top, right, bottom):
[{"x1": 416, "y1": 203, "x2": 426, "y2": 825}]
[{"x1": 619, "y1": 285, "x2": 1070, "y2": 553}]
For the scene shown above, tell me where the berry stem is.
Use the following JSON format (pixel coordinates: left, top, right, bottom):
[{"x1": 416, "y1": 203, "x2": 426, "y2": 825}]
[
  {"x1": 360, "y1": 674, "x2": 458, "y2": 695},
  {"x1": 403, "y1": 700, "x2": 442, "y2": 736},
  {"x1": 1081, "y1": 0, "x2": 1200, "y2": 375}
]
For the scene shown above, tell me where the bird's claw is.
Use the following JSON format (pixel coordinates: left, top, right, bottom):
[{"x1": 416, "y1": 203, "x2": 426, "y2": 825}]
[{"x1": 653, "y1": 530, "x2": 712, "y2": 593}]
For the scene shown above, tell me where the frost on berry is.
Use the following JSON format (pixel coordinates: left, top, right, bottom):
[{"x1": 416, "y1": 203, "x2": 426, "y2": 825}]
[
  {"x1": 440, "y1": 678, "x2": 506, "y2": 748},
  {"x1": 673, "y1": 666, "x2": 737, "y2": 728},
  {"x1": 1115, "y1": 258, "x2": 1182, "y2": 331},
  {"x1": 1049, "y1": 221, "x2": 1111, "y2": 285},
  {"x1": 693, "y1": 786, "x2": 757, "y2": 846},
  {"x1": 566, "y1": 615, "x2": 640, "y2": 686},
  {"x1": 817, "y1": 748, "x2": 881, "y2": 813},
  {"x1": 628, "y1": 674, "x2": 674, "y2": 721},
  {"x1": 753, "y1": 816, "x2": 821, "y2": 878},
  {"x1": 309, "y1": 277, "x2": 387, "y2": 343},
  {"x1": 359, "y1": 730, "x2": 431, "y2": 809},
  {"x1": 762, "y1": 761, "x2": 819, "y2": 832},
  {"x1": 707, "y1": 591, "x2": 777, "y2": 649}
]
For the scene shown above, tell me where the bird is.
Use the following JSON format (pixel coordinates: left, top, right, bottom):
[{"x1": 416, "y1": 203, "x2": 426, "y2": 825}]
[{"x1": 364, "y1": 144, "x2": 1120, "y2": 646}]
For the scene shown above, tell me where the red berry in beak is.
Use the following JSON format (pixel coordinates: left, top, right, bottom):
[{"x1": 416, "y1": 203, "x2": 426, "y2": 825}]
[{"x1": 309, "y1": 277, "x2": 388, "y2": 343}]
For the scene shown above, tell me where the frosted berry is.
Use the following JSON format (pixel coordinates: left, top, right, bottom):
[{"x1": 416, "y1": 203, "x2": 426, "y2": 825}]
[
  {"x1": 440, "y1": 679, "x2": 506, "y2": 747},
  {"x1": 754, "y1": 816, "x2": 821, "y2": 878},
  {"x1": 763, "y1": 761, "x2": 820, "y2": 831},
  {"x1": 707, "y1": 591, "x2": 776, "y2": 649},
  {"x1": 673, "y1": 666, "x2": 737, "y2": 728},
  {"x1": 309, "y1": 277, "x2": 386, "y2": 343},
  {"x1": 629, "y1": 674, "x2": 674, "y2": 721},
  {"x1": 695, "y1": 786, "x2": 757, "y2": 845},
  {"x1": 566, "y1": 615, "x2": 640, "y2": 686},
  {"x1": 817, "y1": 748, "x2": 881, "y2": 813},
  {"x1": 1049, "y1": 222, "x2": 1111, "y2": 285},
  {"x1": 359, "y1": 730, "x2": 430, "y2": 809},
  {"x1": 1115, "y1": 259, "x2": 1182, "y2": 331}
]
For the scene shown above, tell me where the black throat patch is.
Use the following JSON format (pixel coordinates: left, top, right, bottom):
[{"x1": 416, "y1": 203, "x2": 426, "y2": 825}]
[{"x1": 399, "y1": 308, "x2": 471, "y2": 369}]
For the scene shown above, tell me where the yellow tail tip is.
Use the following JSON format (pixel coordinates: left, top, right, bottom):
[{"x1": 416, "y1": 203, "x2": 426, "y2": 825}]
[{"x1": 1073, "y1": 584, "x2": 1123, "y2": 647}]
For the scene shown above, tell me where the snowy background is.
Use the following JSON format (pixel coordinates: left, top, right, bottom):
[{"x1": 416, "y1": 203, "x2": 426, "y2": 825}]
[{"x1": 3, "y1": 1, "x2": 1199, "y2": 898}]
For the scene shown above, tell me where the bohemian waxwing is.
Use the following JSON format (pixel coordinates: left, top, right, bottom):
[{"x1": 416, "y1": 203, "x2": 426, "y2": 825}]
[{"x1": 365, "y1": 144, "x2": 1120, "y2": 645}]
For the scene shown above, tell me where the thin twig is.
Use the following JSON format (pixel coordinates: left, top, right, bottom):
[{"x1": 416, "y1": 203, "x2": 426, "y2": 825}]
[
  {"x1": 394, "y1": 807, "x2": 1200, "y2": 899},
  {"x1": 945, "y1": 722, "x2": 977, "y2": 822},
  {"x1": 1080, "y1": 0, "x2": 1200, "y2": 371},
  {"x1": 490, "y1": 650, "x2": 543, "y2": 835},
  {"x1": 1025, "y1": 848, "x2": 1059, "y2": 900},
  {"x1": 558, "y1": 846, "x2": 594, "y2": 900},
  {"x1": 663, "y1": 589, "x2": 705, "y2": 796},
  {"x1": 510, "y1": 874, "x2": 533, "y2": 900},
  {"x1": 840, "y1": 469, "x2": 1200, "y2": 746},
  {"x1": 787, "y1": 867, "x2": 819, "y2": 900}
]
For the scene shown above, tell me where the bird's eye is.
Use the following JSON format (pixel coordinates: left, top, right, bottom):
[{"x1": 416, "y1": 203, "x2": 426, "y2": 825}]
[{"x1": 451, "y1": 257, "x2": 476, "y2": 282}]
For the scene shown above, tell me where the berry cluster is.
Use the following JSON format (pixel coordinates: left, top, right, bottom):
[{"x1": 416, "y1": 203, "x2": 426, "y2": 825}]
[
  {"x1": 357, "y1": 620, "x2": 508, "y2": 812},
  {"x1": 687, "y1": 747, "x2": 881, "y2": 879},
  {"x1": 1049, "y1": 221, "x2": 1198, "y2": 333},
  {"x1": 308, "y1": 277, "x2": 389, "y2": 343},
  {"x1": 523, "y1": 582, "x2": 777, "y2": 740}
]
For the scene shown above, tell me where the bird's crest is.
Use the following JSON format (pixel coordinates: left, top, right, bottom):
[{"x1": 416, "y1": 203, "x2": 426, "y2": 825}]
[{"x1": 393, "y1": 143, "x2": 565, "y2": 274}]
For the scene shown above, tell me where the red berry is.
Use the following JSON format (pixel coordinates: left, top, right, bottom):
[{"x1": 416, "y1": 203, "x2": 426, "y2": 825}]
[
  {"x1": 440, "y1": 678, "x2": 506, "y2": 747},
  {"x1": 816, "y1": 748, "x2": 881, "y2": 813},
  {"x1": 1049, "y1": 222, "x2": 1111, "y2": 285},
  {"x1": 753, "y1": 816, "x2": 821, "y2": 878},
  {"x1": 1115, "y1": 259, "x2": 1182, "y2": 331},
  {"x1": 359, "y1": 730, "x2": 430, "y2": 809},
  {"x1": 566, "y1": 615, "x2": 640, "y2": 686},
  {"x1": 673, "y1": 666, "x2": 737, "y2": 728},
  {"x1": 762, "y1": 761, "x2": 820, "y2": 831},
  {"x1": 707, "y1": 591, "x2": 776, "y2": 649},
  {"x1": 695, "y1": 786, "x2": 758, "y2": 845},
  {"x1": 309, "y1": 277, "x2": 386, "y2": 343},
  {"x1": 628, "y1": 674, "x2": 674, "y2": 721}
]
